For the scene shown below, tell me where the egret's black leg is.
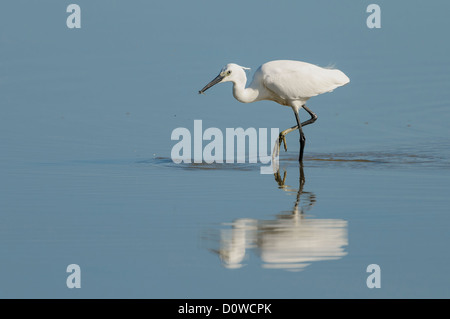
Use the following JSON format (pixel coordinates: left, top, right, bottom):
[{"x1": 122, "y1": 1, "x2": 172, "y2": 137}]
[
  {"x1": 279, "y1": 104, "x2": 316, "y2": 158},
  {"x1": 293, "y1": 109, "x2": 305, "y2": 162},
  {"x1": 300, "y1": 104, "x2": 318, "y2": 127}
]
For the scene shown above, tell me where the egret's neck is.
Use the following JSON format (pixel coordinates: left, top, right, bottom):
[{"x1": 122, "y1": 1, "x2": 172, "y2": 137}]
[{"x1": 232, "y1": 74, "x2": 259, "y2": 103}]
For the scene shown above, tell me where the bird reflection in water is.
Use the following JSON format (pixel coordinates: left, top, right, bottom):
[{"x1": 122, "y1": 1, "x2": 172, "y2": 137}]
[{"x1": 207, "y1": 166, "x2": 348, "y2": 271}]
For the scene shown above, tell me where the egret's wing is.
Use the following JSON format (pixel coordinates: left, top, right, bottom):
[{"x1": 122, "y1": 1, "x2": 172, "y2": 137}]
[{"x1": 263, "y1": 63, "x2": 349, "y2": 100}]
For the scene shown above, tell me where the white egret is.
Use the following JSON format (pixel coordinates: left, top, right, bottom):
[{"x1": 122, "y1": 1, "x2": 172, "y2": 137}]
[{"x1": 198, "y1": 60, "x2": 350, "y2": 162}]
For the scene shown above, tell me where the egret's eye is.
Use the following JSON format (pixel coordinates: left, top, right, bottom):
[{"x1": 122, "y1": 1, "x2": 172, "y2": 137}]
[{"x1": 227, "y1": 70, "x2": 232, "y2": 75}]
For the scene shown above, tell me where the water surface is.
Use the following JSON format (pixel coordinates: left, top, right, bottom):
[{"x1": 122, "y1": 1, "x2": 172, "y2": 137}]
[{"x1": 1, "y1": 0, "x2": 450, "y2": 298}]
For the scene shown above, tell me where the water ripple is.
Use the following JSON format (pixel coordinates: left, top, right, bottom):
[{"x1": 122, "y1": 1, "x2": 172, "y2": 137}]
[{"x1": 139, "y1": 149, "x2": 450, "y2": 171}]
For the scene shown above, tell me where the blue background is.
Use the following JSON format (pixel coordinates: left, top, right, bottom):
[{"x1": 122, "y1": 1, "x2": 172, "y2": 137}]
[{"x1": 0, "y1": 0, "x2": 449, "y2": 298}]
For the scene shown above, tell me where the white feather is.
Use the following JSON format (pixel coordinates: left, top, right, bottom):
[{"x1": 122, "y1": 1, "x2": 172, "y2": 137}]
[{"x1": 261, "y1": 60, "x2": 349, "y2": 101}]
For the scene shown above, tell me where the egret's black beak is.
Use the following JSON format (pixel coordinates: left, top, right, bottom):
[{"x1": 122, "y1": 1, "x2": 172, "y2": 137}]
[{"x1": 198, "y1": 73, "x2": 224, "y2": 94}]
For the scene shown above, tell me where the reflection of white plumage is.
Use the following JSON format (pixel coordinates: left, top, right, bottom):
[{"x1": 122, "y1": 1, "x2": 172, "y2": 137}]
[
  {"x1": 258, "y1": 217, "x2": 348, "y2": 270},
  {"x1": 217, "y1": 216, "x2": 348, "y2": 271},
  {"x1": 199, "y1": 60, "x2": 350, "y2": 162},
  {"x1": 208, "y1": 166, "x2": 348, "y2": 271}
]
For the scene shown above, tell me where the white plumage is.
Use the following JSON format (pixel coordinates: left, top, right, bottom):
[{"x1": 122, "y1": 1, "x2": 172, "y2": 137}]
[
  {"x1": 262, "y1": 60, "x2": 349, "y2": 101},
  {"x1": 199, "y1": 60, "x2": 350, "y2": 162}
]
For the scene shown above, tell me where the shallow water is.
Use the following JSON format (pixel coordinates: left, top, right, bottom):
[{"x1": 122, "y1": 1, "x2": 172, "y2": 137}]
[{"x1": 1, "y1": 1, "x2": 450, "y2": 298}]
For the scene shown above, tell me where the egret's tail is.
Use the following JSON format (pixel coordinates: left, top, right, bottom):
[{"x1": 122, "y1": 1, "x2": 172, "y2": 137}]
[{"x1": 331, "y1": 69, "x2": 350, "y2": 87}]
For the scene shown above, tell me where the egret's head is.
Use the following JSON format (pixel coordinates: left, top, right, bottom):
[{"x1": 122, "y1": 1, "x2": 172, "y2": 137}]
[{"x1": 199, "y1": 63, "x2": 250, "y2": 94}]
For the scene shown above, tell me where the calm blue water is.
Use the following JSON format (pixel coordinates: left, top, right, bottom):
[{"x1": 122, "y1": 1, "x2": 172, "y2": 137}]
[{"x1": 1, "y1": 0, "x2": 450, "y2": 298}]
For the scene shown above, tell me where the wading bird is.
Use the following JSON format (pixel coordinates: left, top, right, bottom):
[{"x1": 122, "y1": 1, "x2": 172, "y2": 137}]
[{"x1": 198, "y1": 60, "x2": 350, "y2": 162}]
